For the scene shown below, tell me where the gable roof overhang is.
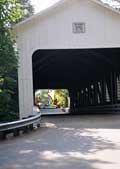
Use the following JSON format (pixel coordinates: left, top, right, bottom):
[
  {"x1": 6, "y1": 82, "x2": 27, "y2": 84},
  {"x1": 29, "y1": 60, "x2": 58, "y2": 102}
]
[{"x1": 14, "y1": 0, "x2": 120, "y2": 29}]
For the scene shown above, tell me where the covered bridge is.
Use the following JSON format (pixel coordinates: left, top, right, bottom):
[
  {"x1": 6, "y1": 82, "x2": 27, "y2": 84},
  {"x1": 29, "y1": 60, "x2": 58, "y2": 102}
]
[{"x1": 14, "y1": 0, "x2": 120, "y2": 119}]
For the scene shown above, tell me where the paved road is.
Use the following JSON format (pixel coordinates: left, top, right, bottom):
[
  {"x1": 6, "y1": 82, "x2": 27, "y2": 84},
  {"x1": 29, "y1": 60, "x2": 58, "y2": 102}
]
[{"x1": 1, "y1": 115, "x2": 120, "y2": 169}]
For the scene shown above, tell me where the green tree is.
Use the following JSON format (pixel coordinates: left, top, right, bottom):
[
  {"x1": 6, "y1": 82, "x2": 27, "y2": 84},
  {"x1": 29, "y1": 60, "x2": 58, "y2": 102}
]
[
  {"x1": 35, "y1": 90, "x2": 49, "y2": 107},
  {"x1": 16, "y1": 0, "x2": 34, "y2": 22},
  {"x1": 0, "y1": 0, "x2": 25, "y2": 121},
  {"x1": 0, "y1": 0, "x2": 34, "y2": 27},
  {"x1": 0, "y1": 0, "x2": 23, "y2": 27},
  {"x1": 0, "y1": 27, "x2": 19, "y2": 121},
  {"x1": 54, "y1": 90, "x2": 69, "y2": 108}
]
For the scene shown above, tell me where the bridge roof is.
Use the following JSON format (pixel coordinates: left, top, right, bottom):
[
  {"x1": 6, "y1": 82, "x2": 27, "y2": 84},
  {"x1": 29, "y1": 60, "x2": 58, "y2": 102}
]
[{"x1": 14, "y1": 0, "x2": 120, "y2": 29}]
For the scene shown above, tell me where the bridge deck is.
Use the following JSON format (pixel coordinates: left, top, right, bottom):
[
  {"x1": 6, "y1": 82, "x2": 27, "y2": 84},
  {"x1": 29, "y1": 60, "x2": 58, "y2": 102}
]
[{"x1": 1, "y1": 115, "x2": 120, "y2": 169}]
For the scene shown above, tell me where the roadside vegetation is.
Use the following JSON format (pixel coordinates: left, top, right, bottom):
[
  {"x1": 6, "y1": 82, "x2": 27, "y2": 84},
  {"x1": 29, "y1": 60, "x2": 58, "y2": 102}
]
[{"x1": 0, "y1": 0, "x2": 34, "y2": 122}]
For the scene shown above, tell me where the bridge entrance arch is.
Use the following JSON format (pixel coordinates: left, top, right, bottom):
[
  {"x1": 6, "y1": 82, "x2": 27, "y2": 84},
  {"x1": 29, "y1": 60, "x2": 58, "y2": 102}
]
[{"x1": 32, "y1": 48, "x2": 120, "y2": 114}]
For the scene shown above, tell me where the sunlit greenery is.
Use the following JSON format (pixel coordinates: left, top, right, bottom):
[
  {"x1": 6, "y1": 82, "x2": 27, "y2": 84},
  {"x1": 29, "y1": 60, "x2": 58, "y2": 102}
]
[
  {"x1": 35, "y1": 89, "x2": 69, "y2": 108},
  {"x1": 54, "y1": 90, "x2": 69, "y2": 108}
]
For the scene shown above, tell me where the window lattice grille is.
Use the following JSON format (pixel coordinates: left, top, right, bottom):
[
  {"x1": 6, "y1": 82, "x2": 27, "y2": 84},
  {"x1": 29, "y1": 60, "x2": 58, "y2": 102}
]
[{"x1": 72, "y1": 22, "x2": 86, "y2": 33}]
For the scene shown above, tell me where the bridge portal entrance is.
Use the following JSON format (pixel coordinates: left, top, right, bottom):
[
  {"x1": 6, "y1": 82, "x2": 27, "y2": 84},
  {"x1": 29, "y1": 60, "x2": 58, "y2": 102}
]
[{"x1": 32, "y1": 48, "x2": 120, "y2": 114}]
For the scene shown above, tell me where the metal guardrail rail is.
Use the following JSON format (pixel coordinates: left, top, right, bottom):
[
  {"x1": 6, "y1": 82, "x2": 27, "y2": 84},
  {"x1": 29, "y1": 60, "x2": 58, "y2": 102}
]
[{"x1": 0, "y1": 113, "x2": 41, "y2": 140}]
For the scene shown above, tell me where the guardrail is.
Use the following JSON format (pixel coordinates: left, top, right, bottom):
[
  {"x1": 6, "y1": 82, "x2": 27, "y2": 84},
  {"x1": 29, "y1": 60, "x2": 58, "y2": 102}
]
[{"x1": 0, "y1": 113, "x2": 41, "y2": 140}]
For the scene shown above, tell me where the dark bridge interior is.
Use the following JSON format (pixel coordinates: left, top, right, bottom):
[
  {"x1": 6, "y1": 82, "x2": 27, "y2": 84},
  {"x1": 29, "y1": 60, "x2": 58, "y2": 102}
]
[{"x1": 32, "y1": 48, "x2": 120, "y2": 114}]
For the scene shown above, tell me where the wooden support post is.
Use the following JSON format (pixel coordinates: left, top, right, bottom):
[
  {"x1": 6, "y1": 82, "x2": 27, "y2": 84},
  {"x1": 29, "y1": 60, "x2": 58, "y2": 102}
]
[
  {"x1": 23, "y1": 126, "x2": 29, "y2": 133},
  {"x1": 90, "y1": 84, "x2": 94, "y2": 105},
  {"x1": 81, "y1": 89, "x2": 84, "y2": 106},
  {"x1": 13, "y1": 129, "x2": 19, "y2": 137},
  {"x1": 83, "y1": 89, "x2": 86, "y2": 106},
  {"x1": 101, "y1": 78, "x2": 106, "y2": 105},
  {"x1": 0, "y1": 132, "x2": 6, "y2": 140},
  {"x1": 117, "y1": 74, "x2": 120, "y2": 102},
  {"x1": 86, "y1": 89, "x2": 88, "y2": 106},
  {"x1": 85, "y1": 88, "x2": 89, "y2": 106},
  {"x1": 89, "y1": 86, "x2": 92, "y2": 105},
  {"x1": 69, "y1": 90, "x2": 75, "y2": 113},
  {"x1": 74, "y1": 90, "x2": 78, "y2": 108},
  {"x1": 106, "y1": 72, "x2": 117, "y2": 104},
  {"x1": 29, "y1": 124, "x2": 34, "y2": 130},
  {"x1": 94, "y1": 83, "x2": 98, "y2": 105},
  {"x1": 112, "y1": 72, "x2": 117, "y2": 104},
  {"x1": 77, "y1": 91, "x2": 80, "y2": 107},
  {"x1": 88, "y1": 86, "x2": 91, "y2": 105},
  {"x1": 110, "y1": 72, "x2": 114, "y2": 104},
  {"x1": 106, "y1": 74, "x2": 112, "y2": 104},
  {"x1": 37, "y1": 122, "x2": 40, "y2": 128},
  {"x1": 79, "y1": 90, "x2": 81, "y2": 106},
  {"x1": 97, "y1": 82, "x2": 102, "y2": 104},
  {"x1": 73, "y1": 90, "x2": 76, "y2": 109},
  {"x1": 92, "y1": 84, "x2": 95, "y2": 105}
]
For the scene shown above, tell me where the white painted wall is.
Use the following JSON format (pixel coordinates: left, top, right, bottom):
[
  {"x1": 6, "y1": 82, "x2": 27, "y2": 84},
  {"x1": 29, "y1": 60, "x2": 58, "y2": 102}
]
[{"x1": 15, "y1": 0, "x2": 120, "y2": 118}]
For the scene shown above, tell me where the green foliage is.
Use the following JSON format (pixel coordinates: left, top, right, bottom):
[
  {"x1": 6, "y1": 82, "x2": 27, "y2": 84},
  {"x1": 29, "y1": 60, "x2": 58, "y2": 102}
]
[
  {"x1": 0, "y1": 0, "x2": 23, "y2": 27},
  {"x1": 35, "y1": 89, "x2": 69, "y2": 108},
  {"x1": 54, "y1": 90, "x2": 69, "y2": 108},
  {"x1": 0, "y1": 28, "x2": 19, "y2": 121},
  {"x1": 0, "y1": 0, "x2": 34, "y2": 122},
  {"x1": 35, "y1": 90, "x2": 49, "y2": 106},
  {"x1": 0, "y1": 0, "x2": 23, "y2": 121},
  {"x1": 0, "y1": 0, "x2": 34, "y2": 27},
  {"x1": 16, "y1": 0, "x2": 34, "y2": 22},
  {"x1": 0, "y1": 30, "x2": 18, "y2": 74}
]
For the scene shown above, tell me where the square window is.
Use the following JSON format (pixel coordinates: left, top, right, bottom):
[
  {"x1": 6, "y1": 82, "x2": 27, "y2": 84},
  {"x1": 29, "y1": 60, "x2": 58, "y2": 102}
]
[{"x1": 72, "y1": 22, "x2": 86, "y2": 33}]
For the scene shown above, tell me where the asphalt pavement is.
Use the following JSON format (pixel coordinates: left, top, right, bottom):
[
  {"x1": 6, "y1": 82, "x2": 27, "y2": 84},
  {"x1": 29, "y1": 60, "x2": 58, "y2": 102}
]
[{"x1": 0, "y1": 115, "x2": 120, "y2": 169}]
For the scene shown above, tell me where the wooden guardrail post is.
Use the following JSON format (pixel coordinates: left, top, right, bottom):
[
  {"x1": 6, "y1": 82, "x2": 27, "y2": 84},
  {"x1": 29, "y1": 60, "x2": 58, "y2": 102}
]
[
  {"x1": 29, "y1": 124, "x2": 34, "y2": 130},
  {"x1": 0, "y1": 131, "x2": 6, "y2": 140},
  {"x1": 13, "y1": 129, "x2": 19, "y2": 137}
]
